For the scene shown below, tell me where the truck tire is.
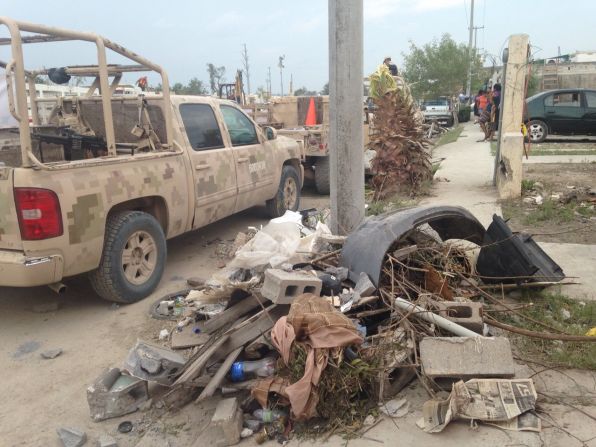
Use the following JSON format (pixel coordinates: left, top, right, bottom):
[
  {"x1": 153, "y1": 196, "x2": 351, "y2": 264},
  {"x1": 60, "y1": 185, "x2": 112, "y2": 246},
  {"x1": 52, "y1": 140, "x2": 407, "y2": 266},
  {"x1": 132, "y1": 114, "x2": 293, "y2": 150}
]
[
  {"x1": 266, "y1": 165, "x2": 301, "y2": 218},
  {"x1": 314, "y1": 156, "x2": 330, "y2": 195},
  {"x1": 90, "y1": 211, "x2": 166, "y2": 303}
]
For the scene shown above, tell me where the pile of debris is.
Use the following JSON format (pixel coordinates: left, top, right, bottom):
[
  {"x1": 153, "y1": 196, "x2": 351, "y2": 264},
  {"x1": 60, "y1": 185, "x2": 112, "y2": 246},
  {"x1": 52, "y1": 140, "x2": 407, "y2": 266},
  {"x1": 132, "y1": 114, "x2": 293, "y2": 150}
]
[{"x1": 83, "y1": 206, "x2": 596, "y2": 446}]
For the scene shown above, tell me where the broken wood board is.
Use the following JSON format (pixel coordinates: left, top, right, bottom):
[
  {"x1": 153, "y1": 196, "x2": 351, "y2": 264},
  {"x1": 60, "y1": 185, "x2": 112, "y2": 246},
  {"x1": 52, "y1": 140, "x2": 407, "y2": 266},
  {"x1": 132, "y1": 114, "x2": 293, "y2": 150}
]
[
  {"x1": 393, "y1": 245, "x2": 418, "y2": 260},
  {"x1": 195, "y1": 347, "x2": 243, "y2": 402},
  {"x1": 211, "y1": 305, "x2": 288, "y2": 364},
  {"x1": 176, "y1": 305, "x2": 288, "y2": 386},
  {"x1": 200, "y1": 295, "x2": 267, "y2": 334},
  {"x1": 174, "y1": 334, "x2": 230, "y2": 385},
  {"x1": 171, "y1": 329, "x2": 211, "y2": 349}
]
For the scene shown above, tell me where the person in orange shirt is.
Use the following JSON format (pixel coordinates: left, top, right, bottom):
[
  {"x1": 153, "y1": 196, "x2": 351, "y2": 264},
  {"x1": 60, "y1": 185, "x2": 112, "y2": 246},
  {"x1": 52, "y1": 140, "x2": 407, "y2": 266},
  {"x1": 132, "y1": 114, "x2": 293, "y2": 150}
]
[{"x1": 477, "y1": 90, "x2": 488, "y2": 114}]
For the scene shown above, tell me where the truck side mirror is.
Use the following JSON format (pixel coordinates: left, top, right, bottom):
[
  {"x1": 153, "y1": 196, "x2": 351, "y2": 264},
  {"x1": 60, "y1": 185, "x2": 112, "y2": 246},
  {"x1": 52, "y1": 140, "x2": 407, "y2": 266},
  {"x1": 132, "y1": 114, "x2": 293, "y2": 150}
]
[{"x1": 265, "y1": 126, "x2": 277, "y2": 140}]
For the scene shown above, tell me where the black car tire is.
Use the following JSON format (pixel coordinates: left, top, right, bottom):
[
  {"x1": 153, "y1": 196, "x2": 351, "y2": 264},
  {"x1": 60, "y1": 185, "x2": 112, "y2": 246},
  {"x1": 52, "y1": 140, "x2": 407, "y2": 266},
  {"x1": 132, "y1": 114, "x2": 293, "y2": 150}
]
[
  {"x1": 527, "y1": 120, "x2": 548, "y2": 143},
  {"x1": 266, "y1": 165, "x2": 301, "y2": 218},
  {"x1": 90, "y1": 211, "x2": 166, "y2": 303}
]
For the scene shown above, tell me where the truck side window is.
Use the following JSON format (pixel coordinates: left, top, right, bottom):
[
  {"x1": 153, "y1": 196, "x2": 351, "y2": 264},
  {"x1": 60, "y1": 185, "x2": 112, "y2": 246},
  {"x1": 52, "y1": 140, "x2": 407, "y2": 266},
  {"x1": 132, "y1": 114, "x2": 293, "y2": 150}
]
[
  {"x1": 220, "y1": 105, "x2": 258, "y2": 146},
  {"x1": 179, "y1": 103, "x2": 224, "y2": 150}
]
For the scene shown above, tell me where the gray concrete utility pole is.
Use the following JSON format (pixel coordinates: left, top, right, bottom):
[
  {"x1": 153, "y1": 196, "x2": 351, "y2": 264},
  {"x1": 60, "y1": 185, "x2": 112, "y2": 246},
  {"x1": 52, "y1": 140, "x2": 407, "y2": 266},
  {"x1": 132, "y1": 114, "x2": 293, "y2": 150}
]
[
  {"x1": 328, "y1": 0, "x2": 365, "y2": 235},
  {"x1": 465, "y1": 0, "x2": 475, "y2": 98},
  {"x1": 496, "y1": 34, "x2": 530, "y2": 199}
]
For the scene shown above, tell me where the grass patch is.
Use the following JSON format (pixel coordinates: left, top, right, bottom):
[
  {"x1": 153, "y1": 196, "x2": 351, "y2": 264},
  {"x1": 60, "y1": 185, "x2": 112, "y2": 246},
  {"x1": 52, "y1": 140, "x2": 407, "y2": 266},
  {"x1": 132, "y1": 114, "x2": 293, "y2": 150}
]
[
  {"x1": 521, "y1": 179, "x2": 536, "y2": 193},
  {"x1": 500, "y1": 291, "x2": 596, "y2": 369},
  {"x1": 435, "y1": 125, "x2": 463, "y2": 147},
  {"x1": 523, "y1": 199, "x2": 576, "y2": 225},
  {"x1": 528, "y1": 149, "x2": 596, "y2": 156},
  {"x1": 490, "y1": 140, "x2": 497, "y2": 156}
]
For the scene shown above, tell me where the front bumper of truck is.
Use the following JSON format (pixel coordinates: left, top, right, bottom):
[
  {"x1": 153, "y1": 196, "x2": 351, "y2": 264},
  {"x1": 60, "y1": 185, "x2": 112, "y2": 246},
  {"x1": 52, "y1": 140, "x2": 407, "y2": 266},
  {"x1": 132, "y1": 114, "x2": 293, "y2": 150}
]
[{"x1": 0, "y1": 251, "x2": 64, "y2": 286}]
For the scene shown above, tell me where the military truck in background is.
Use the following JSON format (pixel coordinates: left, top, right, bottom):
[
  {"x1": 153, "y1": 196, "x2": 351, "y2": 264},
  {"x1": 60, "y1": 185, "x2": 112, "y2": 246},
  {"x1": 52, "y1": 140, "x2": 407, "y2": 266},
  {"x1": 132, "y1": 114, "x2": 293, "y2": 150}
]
[
  {"x1": 244, "y1": 96, "x2": 372, "y2": 195},
  {"x1": 0, "y1": 17, "x2": 304, "y2": 303}
]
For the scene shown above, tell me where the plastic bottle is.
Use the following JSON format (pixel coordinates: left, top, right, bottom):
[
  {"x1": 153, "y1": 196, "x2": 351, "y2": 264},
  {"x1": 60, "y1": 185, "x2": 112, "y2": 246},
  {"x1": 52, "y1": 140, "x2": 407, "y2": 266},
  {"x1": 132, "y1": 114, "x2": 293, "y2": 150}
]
[
  {"x1": 229, "y1": 357, "x2": 276, "y2": 382},
  {"x1": 252, "y1": 408, "x2": 285, "y2": 423}
]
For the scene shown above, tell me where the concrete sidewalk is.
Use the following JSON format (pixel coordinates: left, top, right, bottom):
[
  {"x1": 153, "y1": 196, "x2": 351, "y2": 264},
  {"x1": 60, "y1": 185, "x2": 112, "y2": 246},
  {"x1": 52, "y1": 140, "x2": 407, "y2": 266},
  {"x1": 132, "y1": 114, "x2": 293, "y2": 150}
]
[
  {"x1": 424, "y1": 122, "x2": 596, "y2": 300},
  {"x1": 422, "y1": 122, "x2": 500, "y2": 227}
]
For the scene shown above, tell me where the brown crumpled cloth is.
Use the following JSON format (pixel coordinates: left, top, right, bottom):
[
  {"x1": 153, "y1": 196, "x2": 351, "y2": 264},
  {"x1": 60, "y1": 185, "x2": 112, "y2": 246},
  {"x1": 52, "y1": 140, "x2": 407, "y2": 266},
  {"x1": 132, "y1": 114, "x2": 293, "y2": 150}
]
[{"x1": 252, "y1": 293, "x2": 363, "y2": 420}]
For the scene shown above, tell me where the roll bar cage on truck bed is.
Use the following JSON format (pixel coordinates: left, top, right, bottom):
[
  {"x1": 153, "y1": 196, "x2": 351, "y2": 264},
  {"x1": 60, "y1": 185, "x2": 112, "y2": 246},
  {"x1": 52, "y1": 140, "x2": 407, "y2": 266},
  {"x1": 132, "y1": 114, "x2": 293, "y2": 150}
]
[{"x1": 0, "y1": 16, "x2": 174, "y2": 168}]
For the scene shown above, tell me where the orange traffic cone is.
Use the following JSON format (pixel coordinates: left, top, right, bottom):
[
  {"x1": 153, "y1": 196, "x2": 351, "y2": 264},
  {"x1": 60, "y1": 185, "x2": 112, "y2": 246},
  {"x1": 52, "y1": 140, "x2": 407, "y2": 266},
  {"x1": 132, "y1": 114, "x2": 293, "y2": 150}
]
[{"x1": 305, "y1": 97, "x2": 317, "y2": 126}]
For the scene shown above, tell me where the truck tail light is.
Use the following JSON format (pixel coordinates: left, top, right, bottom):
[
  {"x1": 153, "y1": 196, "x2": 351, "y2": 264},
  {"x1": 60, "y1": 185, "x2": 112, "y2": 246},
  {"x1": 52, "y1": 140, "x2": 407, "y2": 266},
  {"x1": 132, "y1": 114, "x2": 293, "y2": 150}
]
[{"x1": 14, "y1": 187, "x2": 63, "y2": 240}]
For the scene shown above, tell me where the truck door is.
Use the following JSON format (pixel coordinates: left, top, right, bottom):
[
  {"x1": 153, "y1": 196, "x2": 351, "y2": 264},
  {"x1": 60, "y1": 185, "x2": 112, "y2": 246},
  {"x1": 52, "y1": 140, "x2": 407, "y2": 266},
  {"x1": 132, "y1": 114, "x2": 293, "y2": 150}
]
[
  {"x1": 219, "y1": 105, "x2": 274, "y2": 213},
  {"x1": 178, "y1": 103, "x2": 237, "y2": 229}
]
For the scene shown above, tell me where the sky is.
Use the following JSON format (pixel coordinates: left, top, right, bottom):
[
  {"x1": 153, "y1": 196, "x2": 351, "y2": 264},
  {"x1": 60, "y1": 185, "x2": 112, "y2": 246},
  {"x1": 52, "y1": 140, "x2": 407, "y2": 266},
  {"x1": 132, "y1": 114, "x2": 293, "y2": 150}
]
[{"x1": 2, "y1": 0, "x2": 596, "y2": 94}]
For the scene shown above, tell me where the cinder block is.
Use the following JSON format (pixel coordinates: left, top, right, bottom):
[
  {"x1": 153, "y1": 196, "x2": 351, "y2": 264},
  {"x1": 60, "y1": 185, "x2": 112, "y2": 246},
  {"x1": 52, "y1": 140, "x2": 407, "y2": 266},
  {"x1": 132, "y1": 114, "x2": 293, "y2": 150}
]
[
  {"x1": 99, "y1": 434, "x2": 118, "y2": 447},
  {"x1": 420, "y1": 337, "x2": 515, "y2": 388},
  {"x1": 437, "y1": 301, "x2": 484, "y2": 334},
  {"x1": 123, "y1": 340, "x2": 186, "y2": 385},
  {"x1": 87, "y1": 367, "x2": 149, "y2": 421},
  {"x1": 354, "y1": 272, "x2": 376, "y2": 297},
  {"x1": 56, "y1": 427, "x2": 86, "y2": 447},
  {"x1": 261, "y1": 269, "x2": 322, "y2": 304},
  {"x1": 209, "y1": 397, "x2": 243, "y2": 447}
]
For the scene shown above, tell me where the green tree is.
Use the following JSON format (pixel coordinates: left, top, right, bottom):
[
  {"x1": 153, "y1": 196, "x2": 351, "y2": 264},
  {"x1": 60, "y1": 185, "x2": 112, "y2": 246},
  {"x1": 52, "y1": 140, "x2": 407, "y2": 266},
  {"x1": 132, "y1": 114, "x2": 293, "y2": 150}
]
[
  {"x1": 206, "y1": 63, "x2": 226, "y2": 94},
  {"x1": 320, "y1": 82, "x2": 329, "y2": 95},
  {"x1": 171, "y1": 82, "x2": 185, "y2": 94},
  {"x1": 402, "y1": 34, "x2": 482, "y2": 99},
  {"x1": 183, "y1": 77, "x2": 208, "y2": 95},
  {"x1": 34, "y1": 75, "x2": 49, "y2": 84},
  {"x1": 293, "y1": 86, "x2": 317, "y2": 96}
]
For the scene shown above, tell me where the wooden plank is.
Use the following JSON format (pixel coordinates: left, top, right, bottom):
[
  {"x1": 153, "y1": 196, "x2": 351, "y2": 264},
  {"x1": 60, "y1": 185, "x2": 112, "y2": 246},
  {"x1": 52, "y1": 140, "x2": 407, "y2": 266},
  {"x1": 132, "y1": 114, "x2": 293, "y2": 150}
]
[
  {"x1": 195, "y1": 347, "x2": 243, "y2": 402},
  {"x1": 171, "y1": 329, "x2": 211, "y2": 349},
  {"x1": 175, "y1": 305, "x2": 287, "y2": 386},
  {"x1": 201, "y1": 295, "x2": 265, "y2": 334},
  {"x1": 392, "y1": 245, "x2": 418, "y2": 260},
  {"x1": 211, "y1": 305, "x2": 288, "y2": 364},
  {"x1": 174, "y1": 334, "x2": 230, "y2": 385}
]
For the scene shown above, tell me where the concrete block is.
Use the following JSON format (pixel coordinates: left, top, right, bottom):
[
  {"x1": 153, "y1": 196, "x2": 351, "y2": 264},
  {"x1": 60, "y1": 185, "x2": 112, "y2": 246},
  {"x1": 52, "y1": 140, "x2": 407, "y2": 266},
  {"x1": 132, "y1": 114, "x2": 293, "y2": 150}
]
[
  {"x1": 261, "y1": 269, "x2": 322, "y2": 304},
  {"x1": 56, "y1": 427, "x2": 86, "y2": 447},
  {"x1": 208, "y1": 397, "x2": 243, "y2": 447},
  {"x1": 123, "y1": 340, "x2": 186, "y2": 385},
  {"x1": 436, "y1": 301, "x2": 484, "y2": 334},
  {"x1": 98, "y1": 435, "x2": 118, "y2": 447},
  {"x1": 354, "y1": 272, "x2": 376, "y2": 297},
  {"x1": 87, "y1": 367, "x2": 149, "y2": 421},
  {"x1": 420, "y1": 337, "x2": 515, "y2": 387}
]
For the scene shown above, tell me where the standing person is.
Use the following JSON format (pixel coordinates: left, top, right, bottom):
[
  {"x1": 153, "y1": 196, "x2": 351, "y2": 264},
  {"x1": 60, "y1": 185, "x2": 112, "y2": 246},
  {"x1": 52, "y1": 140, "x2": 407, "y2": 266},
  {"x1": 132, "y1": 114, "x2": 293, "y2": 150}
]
[
  {"x1": 477, "y1": 91, "x2": 493, "y2": 142},
  {"x1": 484, "y1": 84, "x2": 502, "y2": 141},
  {"x1": 473, "y1": 89, "x2": 484, "y2": 118},
  {"x1": 383, "y1": 57, "x2": 398, "y2": 76},
  {"x1": 477, "y1": 89, "x2": 488, "y2": 115}
]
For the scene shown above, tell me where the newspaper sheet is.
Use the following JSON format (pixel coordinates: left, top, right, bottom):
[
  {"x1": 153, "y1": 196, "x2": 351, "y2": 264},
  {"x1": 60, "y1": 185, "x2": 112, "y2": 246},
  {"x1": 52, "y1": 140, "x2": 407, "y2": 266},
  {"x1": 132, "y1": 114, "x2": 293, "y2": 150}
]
[{"x1": 418, "y1": 378, "x2": 540, "y2": 433}]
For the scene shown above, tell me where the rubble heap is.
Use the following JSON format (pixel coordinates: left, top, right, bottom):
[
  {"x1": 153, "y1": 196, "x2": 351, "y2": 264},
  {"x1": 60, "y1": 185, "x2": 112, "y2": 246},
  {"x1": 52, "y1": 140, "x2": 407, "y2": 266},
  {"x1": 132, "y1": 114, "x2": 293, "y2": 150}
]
[{"x1": 85, "y1": 206, "x2": 596, "y2": 445}]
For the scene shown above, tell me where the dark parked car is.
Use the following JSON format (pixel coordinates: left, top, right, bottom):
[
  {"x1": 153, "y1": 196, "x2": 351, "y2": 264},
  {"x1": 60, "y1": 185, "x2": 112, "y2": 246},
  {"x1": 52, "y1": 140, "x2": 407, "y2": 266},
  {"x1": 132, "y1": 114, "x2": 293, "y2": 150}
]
[{"x1": 524, "y1": 88, "x2": 596, "y2": 143}]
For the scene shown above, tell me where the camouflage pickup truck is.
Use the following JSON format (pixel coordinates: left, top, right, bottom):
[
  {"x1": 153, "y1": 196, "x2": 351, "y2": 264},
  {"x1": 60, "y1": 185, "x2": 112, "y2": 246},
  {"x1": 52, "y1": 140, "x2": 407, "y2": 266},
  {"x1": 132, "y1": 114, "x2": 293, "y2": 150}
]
[{"x1": 0, "y1": 18, "x2": 304, "y2": 303}]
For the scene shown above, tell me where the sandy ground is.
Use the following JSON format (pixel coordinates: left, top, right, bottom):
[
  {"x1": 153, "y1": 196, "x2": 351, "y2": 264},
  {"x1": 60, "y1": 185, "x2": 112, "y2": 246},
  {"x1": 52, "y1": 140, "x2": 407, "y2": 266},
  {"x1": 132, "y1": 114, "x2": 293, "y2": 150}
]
[{"x1": 0, "y1": 191, "x2": 328, "y2": 447}]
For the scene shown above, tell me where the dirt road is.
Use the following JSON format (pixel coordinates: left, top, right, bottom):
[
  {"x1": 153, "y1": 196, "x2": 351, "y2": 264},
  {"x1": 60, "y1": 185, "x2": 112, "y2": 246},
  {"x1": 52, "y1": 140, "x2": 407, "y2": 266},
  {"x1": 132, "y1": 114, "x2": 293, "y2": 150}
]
[{"x1": 0, "y1": 192, "x2": 329, "y2": 447}]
